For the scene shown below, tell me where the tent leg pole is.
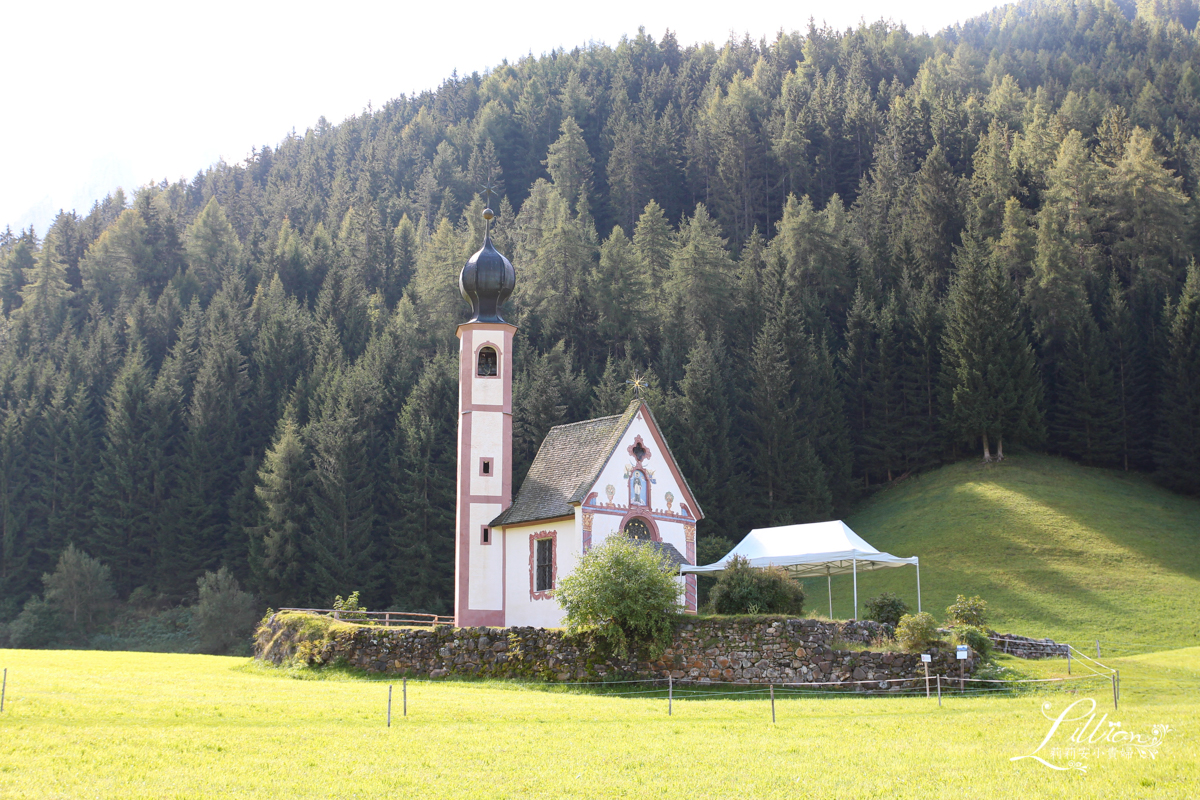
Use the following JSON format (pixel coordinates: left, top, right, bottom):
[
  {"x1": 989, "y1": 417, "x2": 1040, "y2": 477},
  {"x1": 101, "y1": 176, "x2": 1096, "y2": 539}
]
[
  {"x1": 852, "y1": 559, "x2": 857, "y2": 620},
  {"x1": 916, "y1": 561, "x2": 921, "y2": 613},
  {"x1": 828, "y1": 574, "x2": 832, "y2": 619}
]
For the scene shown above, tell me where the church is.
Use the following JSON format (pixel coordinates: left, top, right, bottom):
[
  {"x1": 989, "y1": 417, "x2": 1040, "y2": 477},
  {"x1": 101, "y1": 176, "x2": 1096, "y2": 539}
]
[{"x1": 453, "y1": 207, "x2": 701, "y2": 628}]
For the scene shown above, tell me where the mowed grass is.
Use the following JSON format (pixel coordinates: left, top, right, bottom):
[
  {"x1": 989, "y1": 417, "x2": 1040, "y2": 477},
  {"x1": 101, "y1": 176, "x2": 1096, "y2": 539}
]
[
  {"x1": 812, "y1": 454, "x2": 1200, "y2": 651},
  {"x1": 0, "y1": 648, "x2": 1196, "y2": 799}
]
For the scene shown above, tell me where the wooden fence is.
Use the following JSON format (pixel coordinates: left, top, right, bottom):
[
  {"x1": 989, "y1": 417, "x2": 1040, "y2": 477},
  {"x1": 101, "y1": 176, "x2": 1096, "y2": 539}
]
[{"x1": 278, "y1": 608, "x2": 454, "y2": 628}]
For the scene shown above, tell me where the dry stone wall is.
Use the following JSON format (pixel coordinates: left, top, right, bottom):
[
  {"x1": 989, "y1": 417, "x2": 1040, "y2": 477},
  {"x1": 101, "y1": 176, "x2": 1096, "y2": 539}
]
[
  {"x1": 257, "y1": 613, "x2": 977, "y2": 687},
  {"x1": 989, "y1": 632, "x2": 1069, "y2": 659}
]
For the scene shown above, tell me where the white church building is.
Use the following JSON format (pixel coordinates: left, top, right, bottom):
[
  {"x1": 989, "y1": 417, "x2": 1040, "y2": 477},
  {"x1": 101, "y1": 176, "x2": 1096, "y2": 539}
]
[{"x1": 453, "y1": 209, "x2": 701, "y2": 628}]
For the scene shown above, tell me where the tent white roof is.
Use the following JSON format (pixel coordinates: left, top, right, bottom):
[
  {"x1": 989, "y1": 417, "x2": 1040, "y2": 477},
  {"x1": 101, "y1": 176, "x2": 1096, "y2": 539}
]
[{"x1": 679, "y1": 520, "x2": 918, "y2": 578}]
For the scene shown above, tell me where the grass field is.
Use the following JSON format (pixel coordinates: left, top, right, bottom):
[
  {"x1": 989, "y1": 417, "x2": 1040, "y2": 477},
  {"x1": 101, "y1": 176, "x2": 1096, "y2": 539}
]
[
  {"x1": 3, "y1": 454, "x2": 1196, "y2": 798},
  {"x1": 816, "y1": 454, "x2": 1200, "y2": 650},
  {"x1": 0, "y1": 647, "x2": 1194, "y2": 799}
]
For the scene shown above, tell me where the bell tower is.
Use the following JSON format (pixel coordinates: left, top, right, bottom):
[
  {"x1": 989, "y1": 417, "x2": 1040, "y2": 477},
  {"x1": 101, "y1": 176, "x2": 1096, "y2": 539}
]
[{"x1": 454, "y1": 204, "x2": 516, "y2": 627}]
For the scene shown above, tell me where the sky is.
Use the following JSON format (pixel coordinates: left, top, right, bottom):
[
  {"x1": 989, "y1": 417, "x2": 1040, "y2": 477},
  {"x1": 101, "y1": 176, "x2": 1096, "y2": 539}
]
[{"x1": 0, "y1": 0, "x2": 1011, "y2": 236}]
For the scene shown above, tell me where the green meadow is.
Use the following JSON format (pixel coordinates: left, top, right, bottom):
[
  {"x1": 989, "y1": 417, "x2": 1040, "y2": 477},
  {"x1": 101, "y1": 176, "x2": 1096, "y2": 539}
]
[{"x1": 0, "y1": 647, "x2": 1195, "y2": 799}]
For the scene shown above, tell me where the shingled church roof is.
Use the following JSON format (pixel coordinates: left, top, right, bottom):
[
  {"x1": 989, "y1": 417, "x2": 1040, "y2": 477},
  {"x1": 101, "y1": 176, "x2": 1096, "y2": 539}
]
[{"x1": 489, "y1": 400, "x2": 642, "y2": 527}]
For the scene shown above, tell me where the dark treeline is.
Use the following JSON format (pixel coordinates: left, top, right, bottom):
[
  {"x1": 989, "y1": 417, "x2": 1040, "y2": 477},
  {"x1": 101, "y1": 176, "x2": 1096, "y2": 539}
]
[{"x1": 2, "y1": 0, "x2": 1200, "y2": 615}]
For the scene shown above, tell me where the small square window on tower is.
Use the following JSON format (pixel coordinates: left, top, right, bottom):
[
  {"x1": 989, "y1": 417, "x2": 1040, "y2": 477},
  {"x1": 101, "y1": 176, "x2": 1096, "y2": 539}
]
[
  {"x1": 481, "y1": 526, "x2": 491, "y2": 545},
  {"x1": 480, "y1": 457, "x2": 493, "y2": 476}
]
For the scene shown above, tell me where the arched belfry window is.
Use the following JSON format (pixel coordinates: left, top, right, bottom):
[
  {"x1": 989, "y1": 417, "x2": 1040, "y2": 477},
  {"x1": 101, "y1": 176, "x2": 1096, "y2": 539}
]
[
  {"x1": 624, "y1": 517, "x2": 653, "y2": 541},
  {"x1": 477, "y1": 346, "x2": 498, "y2": 377}
]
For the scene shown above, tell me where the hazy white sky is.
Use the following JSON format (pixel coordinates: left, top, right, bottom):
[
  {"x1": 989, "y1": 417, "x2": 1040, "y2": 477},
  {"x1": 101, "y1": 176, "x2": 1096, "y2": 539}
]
[{"x1": 1, "y1": 0, "x2": 1009, "y2": 235}]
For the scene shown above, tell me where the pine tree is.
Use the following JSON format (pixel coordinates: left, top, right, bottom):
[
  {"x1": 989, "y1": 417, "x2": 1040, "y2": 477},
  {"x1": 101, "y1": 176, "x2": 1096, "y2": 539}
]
[
  {"x1": 941, "y1": 233, "x2": 1044, "y2": 461},
  {"x1": 1053, "y1": 305, "x2": 1121, "y2": 466},
  {"x1": 746, "y1": 313, "x2": 831, "y2": 525},
  {"x1": 250, "y1": 407, "x2": 311, "y2": 603},
  {"x1": 1154, "y1": 261, "x2": 1200, "y2": 493},
  {"x1": 544, "y1": 117, "x2": 594, "y2": 214},
  {"x1": 0, "y1": 405, "x2": 33, "y2": 601},
  {"x1": 673, "y1": 336, "x2": 736, "y2": 539},
  {"x1": 184, "y1": 198, "x2": 243, "y2": 302},
  {"x1": 388, "y1": 354, "x2": 457, "y2": 612},
  {"x1": 304, "y1": 375, "x2": 383, "y2": 606},
  {"x1": 1102, "y1": 280, "x2": 1150, "y2": 471},
  {"x1": 91, "y1": 346, "x2": 159, "y2": 596}
]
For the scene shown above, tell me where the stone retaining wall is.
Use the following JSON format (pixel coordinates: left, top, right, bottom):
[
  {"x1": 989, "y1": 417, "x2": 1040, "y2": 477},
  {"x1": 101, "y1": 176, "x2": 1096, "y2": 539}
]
[
  {"x1": 256, "y1": 613, "x2": 977, "y2": 688},
  {"x1": 989, "y1": 632, "x2": 1069, "y2": 659}
]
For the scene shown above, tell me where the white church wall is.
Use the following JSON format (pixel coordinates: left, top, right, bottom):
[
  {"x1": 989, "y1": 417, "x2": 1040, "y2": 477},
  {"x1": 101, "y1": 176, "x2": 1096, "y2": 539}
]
[
  {"x1": 502, "y1": 519, "x2": 580, "y2": 628},
  {"x1": 467, "y1": 502, "x2": 504, "y2": 610}
]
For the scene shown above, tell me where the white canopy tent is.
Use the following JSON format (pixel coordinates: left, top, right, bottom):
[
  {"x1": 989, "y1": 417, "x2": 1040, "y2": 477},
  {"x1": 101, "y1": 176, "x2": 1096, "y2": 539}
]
[{"x1": 679, "y1": 520, "x2": 921, "y2": 618}]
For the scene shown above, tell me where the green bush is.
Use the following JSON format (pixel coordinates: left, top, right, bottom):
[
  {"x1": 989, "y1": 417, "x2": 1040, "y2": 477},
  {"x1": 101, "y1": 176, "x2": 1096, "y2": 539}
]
[
  {"x1": 708, "y1": 556, "x2": 806, "y2": 616},
  {"x1": 946, "y1": 594, "x2": 989, "y2": 627},
  {"x1": 863, "y1": 592, "x2": 909, "y2": 626},
  {"x1": 556, "y1": 535, "x2": 683, "y2": 659},
  {"x1": 8, "y1": 596, "x2": 62, "y2": 649},
  {"x1": 43, "y1": 544, "x2": 115, "y2": 639},
  {"x1": 194, "y1": 568, "x2": 259, "y2": 655},
  {"x1": 954, "y1": 625, "x2": 994, "y2": 661},
  {"x1": 895, "y1": 612, "x2": 943, "y2": 651},
  {"x1": 331, "y1": 591, "x2": 369, "y2": 622}
]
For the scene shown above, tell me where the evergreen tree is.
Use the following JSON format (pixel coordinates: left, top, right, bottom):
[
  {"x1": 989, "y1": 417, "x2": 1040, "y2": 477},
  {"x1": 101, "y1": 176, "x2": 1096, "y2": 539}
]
[
  {"x1": 388, "y1": 354, "x2": 457, "y2": 612},
  {"x1": 250, "y1": 407, "x2": 311, "y2": 603},
  {"x1": 1053, "y1": 305, "x2": 1121, "y2": 466},
  {"x1": 91, "y1": 346, "x2": 160, "y2": 596},
  {"x1": 184, "y1": 198, "x2": 243, "y2": 301},
  {"x1": 544, "y1": 117, "x2": 594, "y2": 214},
  {"x1": 1155, "y1": 261, "x2": 1200, "y2": 493},
  {"x1": 941, "y1": 233, "x2": 1044, "y2": 461}
]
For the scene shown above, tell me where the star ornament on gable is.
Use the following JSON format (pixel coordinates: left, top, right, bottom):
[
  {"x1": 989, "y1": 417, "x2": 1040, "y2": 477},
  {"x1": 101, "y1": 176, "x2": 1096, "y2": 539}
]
[{"x1": 625, "y1": 373, "x2": 647, "y2": 399}]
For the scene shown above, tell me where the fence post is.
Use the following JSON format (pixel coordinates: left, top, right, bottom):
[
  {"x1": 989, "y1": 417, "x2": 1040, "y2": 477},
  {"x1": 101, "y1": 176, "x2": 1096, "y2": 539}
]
[
  {"x1": 403, "y1": 677, "x2": 407, "y2": 717},
  {"x1": 770, "y1": 685, "x2": 776, "y2": 724},
  {"x1": 1111, "y1": 673, "x2": 1118, "y2": 711},
  {"x1": 668, "y1": 675, "x2": 673, "y2": 717},
  {"x1": 388, "y1": 685, "x2": 392, "y2": 727},
  {"x1": 1, "y1": 668, "x2": 5, "y2": 713},
  {"x1": 1096, "y1": 640, "x2": 1101, "y2": 659},
  {"x1": 937, "y1": 674, "x2": 941, "y2": 708},
  {"x1": 1067, "y1": 648, "x2": 1071, "y2": 675}
]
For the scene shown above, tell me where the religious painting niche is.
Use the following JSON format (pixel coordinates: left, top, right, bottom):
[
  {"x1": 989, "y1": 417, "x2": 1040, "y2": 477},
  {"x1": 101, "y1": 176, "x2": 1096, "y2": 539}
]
[
  {"x1": 624, "y1": 517, "x2": 653, "y2": 541},
  {"x1": 477, "y1": 346, "x2": 498, "y2": 376},
  {"x1": 630, "y1": 470, "x2": 647, "y2": 506}
]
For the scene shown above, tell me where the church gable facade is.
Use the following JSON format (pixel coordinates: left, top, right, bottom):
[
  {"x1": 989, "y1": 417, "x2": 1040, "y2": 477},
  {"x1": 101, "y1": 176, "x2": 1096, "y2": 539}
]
[{"x1": 452, "y1": 205, "x2": 699, "y2": 628}]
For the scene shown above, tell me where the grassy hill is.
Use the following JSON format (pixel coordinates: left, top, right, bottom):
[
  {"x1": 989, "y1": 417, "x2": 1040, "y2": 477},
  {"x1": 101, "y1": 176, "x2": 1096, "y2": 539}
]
[{"x1": 808, "y1": 455, "x2": 1200, "y2": 652}]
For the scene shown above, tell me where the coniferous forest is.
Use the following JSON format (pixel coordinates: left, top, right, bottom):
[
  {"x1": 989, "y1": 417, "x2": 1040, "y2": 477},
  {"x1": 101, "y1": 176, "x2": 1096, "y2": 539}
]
[{"x1": 2, "y1": 0, "x2": 1200, "y2": 621}]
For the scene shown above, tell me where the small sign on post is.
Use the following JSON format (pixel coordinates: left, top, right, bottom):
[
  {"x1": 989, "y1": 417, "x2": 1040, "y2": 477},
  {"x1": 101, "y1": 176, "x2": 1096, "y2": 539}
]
[
  {"x1": 922, "y1": 653, "x2": 931, "y2": 698},
  {"x1": 957, "y1": 645, "x2": 968, "y2": 691}
]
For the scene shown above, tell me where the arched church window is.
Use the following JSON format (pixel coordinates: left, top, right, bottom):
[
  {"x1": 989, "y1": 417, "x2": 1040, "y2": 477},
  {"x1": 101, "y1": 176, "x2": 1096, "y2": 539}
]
[
  {"x1": 624, "y1": 517, "x2": 653, "y2": 541},
  {"x1": 477, "y1": 346, "x2": 498, "y2": 377}
]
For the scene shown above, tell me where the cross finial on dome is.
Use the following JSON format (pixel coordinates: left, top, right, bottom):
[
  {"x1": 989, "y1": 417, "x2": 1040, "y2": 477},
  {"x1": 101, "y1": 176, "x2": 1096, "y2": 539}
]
[{"x1": 480, "y1": 178, "x2": 498, "y2": 237}]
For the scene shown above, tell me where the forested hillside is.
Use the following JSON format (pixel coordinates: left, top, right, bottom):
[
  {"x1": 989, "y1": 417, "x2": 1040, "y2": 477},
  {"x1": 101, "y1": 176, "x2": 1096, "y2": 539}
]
[{"x1": 2, "y1": 0, "x2": 1199, "y2": 615}]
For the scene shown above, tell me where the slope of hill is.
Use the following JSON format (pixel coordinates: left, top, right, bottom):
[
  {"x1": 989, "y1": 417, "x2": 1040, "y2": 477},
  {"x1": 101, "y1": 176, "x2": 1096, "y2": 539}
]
[{"x1": 829, "y1": 455, "x2": 1200, "y2": 650}]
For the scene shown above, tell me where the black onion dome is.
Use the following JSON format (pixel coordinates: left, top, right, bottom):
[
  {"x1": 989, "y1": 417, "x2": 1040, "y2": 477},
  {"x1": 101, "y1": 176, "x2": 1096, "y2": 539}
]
[{"x1": 459, "y1": 227, "x2": 516, "y2": 324}]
